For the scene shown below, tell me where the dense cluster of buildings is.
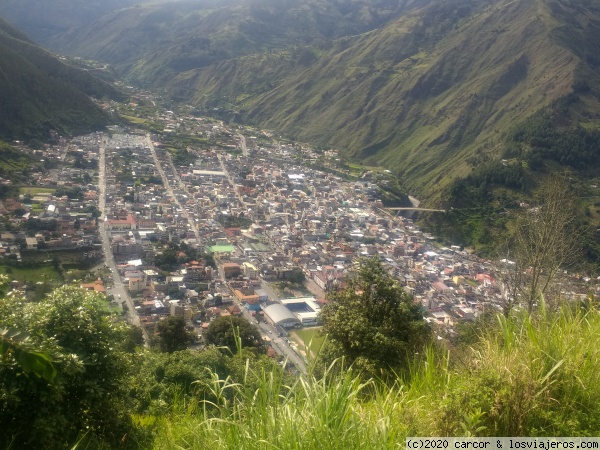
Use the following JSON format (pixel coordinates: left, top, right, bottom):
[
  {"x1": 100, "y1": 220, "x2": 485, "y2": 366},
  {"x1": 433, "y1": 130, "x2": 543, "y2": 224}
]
[
  {"x1": 96, "y1": 114, "x2": 518, "y2": 341},
  {"x1": 2, "y1": 103, "x2": 591, "y2": 354},
  {"x1": 0, "y1": 133, "x2": 104, "y2": 262}
]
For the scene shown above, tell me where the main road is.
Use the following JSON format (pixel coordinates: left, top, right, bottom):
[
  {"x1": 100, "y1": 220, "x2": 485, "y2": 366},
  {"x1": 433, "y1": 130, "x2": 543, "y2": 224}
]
[
  {"x1": 145, "y1": 134, "x2": 201, "y2": 242},
  {"x1": 234, "y1": 296, "x2": 307, "y2": 375},
  {"x1": 98, "y1": 135, "x2": 149, "y2": 344},
  {"x1": 217, "y1": 149, "x2": 309, "y2": 374},
  {"x1": 163, "y1": 138, "x2": 307, "y2": 374},
  {"x1": 237, "y1": 134, "x2": 248, "y2": 157}
]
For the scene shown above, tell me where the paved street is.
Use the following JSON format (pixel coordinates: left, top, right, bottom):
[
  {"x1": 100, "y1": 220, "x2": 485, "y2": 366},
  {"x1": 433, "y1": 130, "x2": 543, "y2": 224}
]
[
  {"x1": 228, "y1": 295, "x2": 307, "y2": 374},
  {"x1": 145, "y1": 134, "x2": 201, "y2": 241},
  {"x1": 259, "y1": 322, "x2": 307, "y2": 375},
  {"x1": 237, "y1": 134, "x2": 248, "y2": 157},
  {"x1": 98, "y1": 136, "x2": 149, "y2": 344},
  {"x1": 98, "y1": 132, "x2": 316, "y2": 372}
]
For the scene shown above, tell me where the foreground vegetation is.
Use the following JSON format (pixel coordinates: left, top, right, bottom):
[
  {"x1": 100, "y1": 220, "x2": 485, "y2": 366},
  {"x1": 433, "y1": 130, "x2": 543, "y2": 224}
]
[
  {"x1": 153, "y1": 302, "x2": 600, "y2": 449},
  {"x1": 2, "y1": 275, "x2": 600, "y2": 448}
]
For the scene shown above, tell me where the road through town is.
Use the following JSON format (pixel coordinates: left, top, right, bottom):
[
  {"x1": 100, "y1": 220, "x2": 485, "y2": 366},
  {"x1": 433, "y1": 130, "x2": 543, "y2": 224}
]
[
  {"x1": 98, "y1": 135, "x2": 149, "y2": 344},
  {"x1": 145, "y1": 134, "x2": 201, "y2": 242}
]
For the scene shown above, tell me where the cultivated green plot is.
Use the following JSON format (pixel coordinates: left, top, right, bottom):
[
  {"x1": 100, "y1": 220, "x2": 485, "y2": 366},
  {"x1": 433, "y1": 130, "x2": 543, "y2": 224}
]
[
  {"x1": 293, "y1": 327, "x2": 326, "y2": 355},
  {"x1": 19, "y1": 187, "x2": 56, "y2": 196},
  {"x1": 0, "y1": 264, "x2": 62, "y2": 284}
]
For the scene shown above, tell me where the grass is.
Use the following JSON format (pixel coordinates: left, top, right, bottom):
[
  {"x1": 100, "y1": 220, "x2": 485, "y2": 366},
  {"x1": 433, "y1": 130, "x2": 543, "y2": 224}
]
[
  {"x1": 346, "y1": 162, "x2": 389, "y2": 174},
  {"x1": 145, "y1": 302, "x2": 600, "y2": 448},
  {"x1": 121, "y1": 114, "x2": 149, "y2": 124},
  {"x1": 20, "y1": 249, "x2": 96, "y2": 265},
  {"x1": 19, "y1": 186, "x2": 56, "y2": 195},
  {"x1": 0, "y1": 263, "x2": 62, "y2": 284},
  {"x1": 292, "y1": 327, "x2": 326, "y2": 356}
]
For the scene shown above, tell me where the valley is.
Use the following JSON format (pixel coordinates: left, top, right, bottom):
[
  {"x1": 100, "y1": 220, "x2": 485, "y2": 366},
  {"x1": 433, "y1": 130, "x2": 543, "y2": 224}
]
[
  {"x1": 1, "y1": 84, "x2": 596, "y2": 362},
  {"x1": 3, "y1": 1, "x2": 600, "y2": 446},
  {"x1": 2, "y1": 82, "x2": 599, "y2": 446},
  {"x1": 6, "y1": 1, "x2": 596, "y2": 195}
]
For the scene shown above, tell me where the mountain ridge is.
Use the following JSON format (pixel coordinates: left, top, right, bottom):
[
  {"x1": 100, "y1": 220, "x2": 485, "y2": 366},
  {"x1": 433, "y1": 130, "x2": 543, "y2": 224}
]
[
  {"x1": 3, "y1": 0, "x2": 600, "y2": 206},
  {"x1": 234, "y1": 0, "x2": 600, "y2": 198},
  {"x1": 40, "y1": 0, "x2": 433, "y2": 86},
  {"x1": 0, "y1": 17, "x2": 122, "y2": 141}
]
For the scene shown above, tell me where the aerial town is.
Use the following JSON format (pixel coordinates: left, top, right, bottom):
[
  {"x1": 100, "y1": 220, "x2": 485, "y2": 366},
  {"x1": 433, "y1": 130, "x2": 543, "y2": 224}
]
[{"x1": 0, "y1": 100, "x2": 593, "y2": 373}]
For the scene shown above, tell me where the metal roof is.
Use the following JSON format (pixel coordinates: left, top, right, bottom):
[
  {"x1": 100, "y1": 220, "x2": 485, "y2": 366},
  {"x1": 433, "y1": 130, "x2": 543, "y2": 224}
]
[{"x1": 263, "y1": 304, "x2": 300, "y2": 325}]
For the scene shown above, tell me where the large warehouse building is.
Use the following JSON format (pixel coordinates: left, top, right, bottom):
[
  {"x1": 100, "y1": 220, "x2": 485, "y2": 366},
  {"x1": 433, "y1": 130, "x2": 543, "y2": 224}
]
[
  {"x1": 263, "y1": 297, "x2": 321, "y2": 328},
  {"x1": 263, "y1": 304, "x2": 301, "y2": 328}
]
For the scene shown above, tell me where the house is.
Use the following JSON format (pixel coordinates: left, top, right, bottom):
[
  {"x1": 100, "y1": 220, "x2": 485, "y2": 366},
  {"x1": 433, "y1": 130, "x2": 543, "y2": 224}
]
[
  {"x1": 223, "y1": 262, "x2": 242, "y2": 279},
  {"x1": 107, "y1": 214, "x2": 137, "y2": 231},
  {"x1": 25, "y1": 237, "x2": 38, "y2": 250},
  {"x1": 227, "y1": 305, "x2": 242, "y2": 315},
  {"x1": 80, "y1": 278, "x2": 106, "y2": 294}
]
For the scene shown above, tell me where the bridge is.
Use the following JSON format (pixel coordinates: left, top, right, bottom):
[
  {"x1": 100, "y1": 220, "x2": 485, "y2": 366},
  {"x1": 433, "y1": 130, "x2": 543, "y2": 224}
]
[{"x1": 384, "y1": 207, "x2": 447, "y2": 212}]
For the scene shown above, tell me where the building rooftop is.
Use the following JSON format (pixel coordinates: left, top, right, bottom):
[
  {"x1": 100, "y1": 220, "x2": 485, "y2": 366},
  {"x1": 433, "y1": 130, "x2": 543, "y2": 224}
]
[{"x1": 263, "y1": 304, "x2": 300, "y2": 326}]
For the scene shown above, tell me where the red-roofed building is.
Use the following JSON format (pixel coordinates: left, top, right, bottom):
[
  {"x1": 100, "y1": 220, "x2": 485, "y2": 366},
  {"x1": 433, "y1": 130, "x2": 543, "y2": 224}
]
[
  {"x1": 80, "y1": 278, "x2": 106, "y2": 294},
  {"x1": 475, "y1": 273, "x2": 496, "y2": 286},
  {"x1": 107, "y1": 214, "x2": 137, "y2": 231}
]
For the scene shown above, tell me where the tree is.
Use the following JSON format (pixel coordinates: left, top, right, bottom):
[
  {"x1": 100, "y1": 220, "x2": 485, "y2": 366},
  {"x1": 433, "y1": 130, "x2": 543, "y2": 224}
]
[
  {"x1": 0, "y1": 286, "x2": 136, "y2": 449},
  {"x1": 288, "y1": 268, "x2": 306, "y2": 285},
  {"x1": 156, "y1": 316, "x2": 189, "y2": 353},
  {"x1": 205, "y1": 316, "x2": 265, "y2": 354},
  {"x1": 155, "y1": 244, "x2": 179, "y2": 272},
  {"x1": 127, "y1": 348, "x2": 230, "y2": 414},
  {"x1": 123, "y1": 325, "x2": 145, "y2": 353},
  {"x1": 499, "y1": 175, "x2": 581, "y2": 315},
  {"x1": 0, "y1": 328, "x2": 56, "y2": 381},
  {"x1": 319, "y1": 257, "x2": 431, "y2": 379}
]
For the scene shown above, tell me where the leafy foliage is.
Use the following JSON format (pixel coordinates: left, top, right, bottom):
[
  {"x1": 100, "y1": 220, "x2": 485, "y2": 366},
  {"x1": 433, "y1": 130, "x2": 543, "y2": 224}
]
[
  {"x1": 170, "y1": 146, "x2": 197, "y2": 167},
  {"x1": 0, "y1": 286, "x2": 137, "y2": 449},
  {"x1": 153, "y1": 304, "x2": 600, "y2": 447},
  {"x1": 508, "y1": 111, "x2": 600, "y2": 171},
  {"x1": 0, "y1": 141, "x2": 39, "y2": 191},
  {"x1": 126, "y1": 348, "x2": 231, "y2": 415},
  {"x1": 449, "y1": 161, "x2": 528, "y2": 207},
  {"x1": 205, "y1": 316, "x2": 265, "y2": 354},
  {"x1": 154, "y1": 241, "x2": 214, "y2": 272},
  {"x1": 155, "y1": 316, "x2": 190, "y2": 353},
  {"x1": 216, "y1": 213, "x2": 253, "y2": 229},
  {"x1": 2, "y1": 272, "x2": 600, "y2": 447},
  {"x1": 0, "y1": 327, "x2": 57, "y2": 381},
  {"x1": 320, "y1": 257, "x2": 431, "y2": 379}
]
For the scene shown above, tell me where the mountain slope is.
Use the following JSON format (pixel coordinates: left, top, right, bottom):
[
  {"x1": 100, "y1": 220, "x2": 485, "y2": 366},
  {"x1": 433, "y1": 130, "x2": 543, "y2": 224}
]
[
  {"x1": 13, "y1": 0, "x2": 600, "y2": 204},
  {"x1": 44, "y1": 0, "x2": 432, "y2": 87},
  {"x1": 157, "y1": 0, "x2": 598, "y2": 202},
  {"x1": 0, "y1": 0, "x2": 139, "y2": 44},
  {"x1": 234, "y1": 0, "x2": 600, "y2": 197},
  {"x1": 0, "y1": 17, "x2": 121, "y2": 140}
]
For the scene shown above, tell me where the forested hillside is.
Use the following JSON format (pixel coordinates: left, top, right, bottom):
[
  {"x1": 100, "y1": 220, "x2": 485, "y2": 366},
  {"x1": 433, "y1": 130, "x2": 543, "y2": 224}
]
[
  {"x1": 43, "y1": 0, "x2": 428, "y2": 87},
  {"x1": 235, "y1": 0, "x2": 600, "y2": 198},
  {"x1": 0, "y1": 18, "x2": 122, "y2": 141},
  {"x1": 16, "y1": 0, "x2": 599, "y2": 206}
]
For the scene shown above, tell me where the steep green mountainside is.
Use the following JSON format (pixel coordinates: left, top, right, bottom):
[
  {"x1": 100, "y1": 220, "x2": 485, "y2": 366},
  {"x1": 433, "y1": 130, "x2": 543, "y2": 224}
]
[
  {"x1": 45, "y1": 0, "x2": 432, "y2": 87},
  {"x1": 0, "y1": 17, "x2": 122, "y2": 141},
  {"x1": 7, "y1": 0, "x2": 600, "y2": 210},
  {"x1": 0, "y1": 0, "x2": 139, "y2": 43},
  {"x1": 220, "y1": 0, "x2": 599, "y2": 198},
  {"x1": 158, "y1": 0, "x2": 600, "y2": 256}
]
